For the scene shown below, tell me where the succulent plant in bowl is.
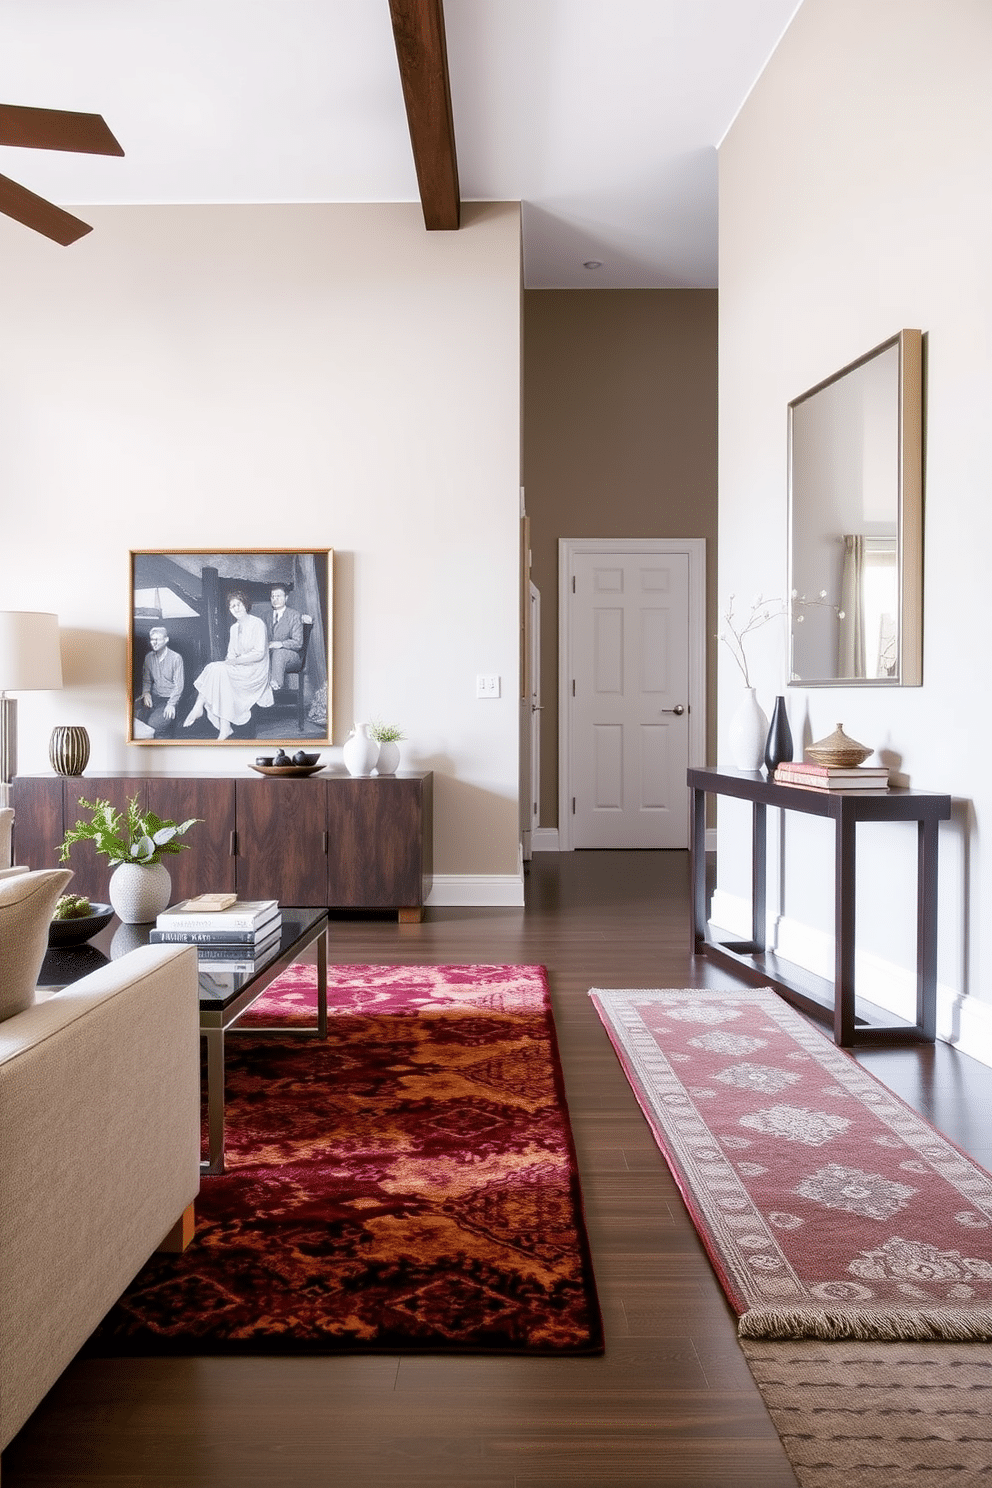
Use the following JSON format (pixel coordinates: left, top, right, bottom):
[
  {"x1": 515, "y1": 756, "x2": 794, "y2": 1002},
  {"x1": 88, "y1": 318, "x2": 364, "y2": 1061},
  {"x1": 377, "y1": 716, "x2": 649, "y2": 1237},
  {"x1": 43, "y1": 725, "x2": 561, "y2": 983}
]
[{"x1": 48, "y1": 895, "x2": 115, "y2": 946}]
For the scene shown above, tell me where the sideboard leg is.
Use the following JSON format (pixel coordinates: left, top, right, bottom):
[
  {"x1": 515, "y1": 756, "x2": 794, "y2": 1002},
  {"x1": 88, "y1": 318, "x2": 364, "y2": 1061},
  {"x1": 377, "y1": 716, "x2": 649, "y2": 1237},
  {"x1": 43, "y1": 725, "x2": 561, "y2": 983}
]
[{"x1": 398, "y1": 907, "x2": 423, "y2": 924}]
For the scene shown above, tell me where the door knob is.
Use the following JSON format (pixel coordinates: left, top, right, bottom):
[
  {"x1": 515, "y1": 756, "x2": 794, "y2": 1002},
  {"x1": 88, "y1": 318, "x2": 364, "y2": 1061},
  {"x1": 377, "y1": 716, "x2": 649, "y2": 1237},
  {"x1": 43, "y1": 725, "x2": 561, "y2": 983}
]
[{"x1": 662, "y1": 704, "x2": 685, "y2": 716}]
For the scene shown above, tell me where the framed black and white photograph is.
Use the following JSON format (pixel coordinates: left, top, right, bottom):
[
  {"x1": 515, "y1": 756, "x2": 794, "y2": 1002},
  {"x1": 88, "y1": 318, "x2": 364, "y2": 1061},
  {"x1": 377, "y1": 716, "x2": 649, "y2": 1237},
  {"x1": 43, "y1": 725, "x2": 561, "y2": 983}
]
[{"x1": 128, "y1": 549, "x2": 332, "y2": 745}]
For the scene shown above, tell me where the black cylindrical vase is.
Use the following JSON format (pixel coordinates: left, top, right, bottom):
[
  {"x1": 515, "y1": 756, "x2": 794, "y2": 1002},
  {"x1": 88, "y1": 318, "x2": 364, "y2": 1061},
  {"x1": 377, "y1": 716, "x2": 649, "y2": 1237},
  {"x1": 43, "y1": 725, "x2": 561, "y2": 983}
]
[{"x1": 764, "y1": 696, "x2": 793, "y2": 775}]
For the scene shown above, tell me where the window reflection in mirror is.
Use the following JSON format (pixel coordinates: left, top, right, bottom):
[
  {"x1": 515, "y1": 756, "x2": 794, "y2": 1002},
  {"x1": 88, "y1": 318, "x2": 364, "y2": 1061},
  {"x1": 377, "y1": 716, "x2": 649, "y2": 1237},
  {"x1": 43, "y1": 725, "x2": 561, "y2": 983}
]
[{"x1": 788, "y1": 330, "x2": 923, "y2": 686}]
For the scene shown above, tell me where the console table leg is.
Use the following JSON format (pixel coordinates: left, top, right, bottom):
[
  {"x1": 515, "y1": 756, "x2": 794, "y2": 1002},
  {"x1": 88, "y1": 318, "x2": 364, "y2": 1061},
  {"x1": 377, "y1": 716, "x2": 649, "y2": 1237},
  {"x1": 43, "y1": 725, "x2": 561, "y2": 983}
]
[
  {"x1": 690, "y1": 786, "x2": 708, "y2": 949},
  {"x1": 918, "y1": 817, "x2": 939, "y2": 1040},
  {"x1": 752, "y1": 802, "x2": 766, "y2": 952},
  {"x1": 835, "y1": 811, "x2": 857, "y2": 1045}
]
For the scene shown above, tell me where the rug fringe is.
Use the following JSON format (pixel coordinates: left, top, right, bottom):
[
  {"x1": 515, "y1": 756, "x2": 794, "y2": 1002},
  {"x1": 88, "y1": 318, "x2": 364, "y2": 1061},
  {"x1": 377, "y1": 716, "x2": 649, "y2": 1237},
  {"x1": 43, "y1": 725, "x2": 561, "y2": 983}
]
[{"x1": 738, "y1": 1305, "x2": 992, "y2": 1343}]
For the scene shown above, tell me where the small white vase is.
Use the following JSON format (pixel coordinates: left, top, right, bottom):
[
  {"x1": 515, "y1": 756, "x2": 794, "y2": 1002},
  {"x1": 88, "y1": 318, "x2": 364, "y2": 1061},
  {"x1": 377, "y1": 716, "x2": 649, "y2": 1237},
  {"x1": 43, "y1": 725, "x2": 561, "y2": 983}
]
[
  {"x1": 374, "y1": 740, "x2": 401, "y2": 776},
  {"x1": 728, "y1": 687, "x2": 769, "y2": 772},
  {"x1": 109, "y1": 861, "x2": 172, "y2": 924},
  {"x1": 343, "y1": 722, "x2": 379, "y2": 777}
]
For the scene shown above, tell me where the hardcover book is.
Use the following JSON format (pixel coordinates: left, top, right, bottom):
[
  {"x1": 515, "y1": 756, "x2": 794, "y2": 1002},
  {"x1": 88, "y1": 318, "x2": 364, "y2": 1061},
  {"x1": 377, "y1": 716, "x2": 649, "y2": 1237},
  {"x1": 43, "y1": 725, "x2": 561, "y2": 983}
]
[
  {"x1": 156, "y1": 899, "x2": 279, "y2": 932},
  {"x1": 149, "y1": 912, "x2": 281, "y2": 946},
  {"x1": 778, "y1": 762, "x2": 888, "y2": 780},
  {"x1": 193, "y1": 930, "x2": 282, "y2": 967}
]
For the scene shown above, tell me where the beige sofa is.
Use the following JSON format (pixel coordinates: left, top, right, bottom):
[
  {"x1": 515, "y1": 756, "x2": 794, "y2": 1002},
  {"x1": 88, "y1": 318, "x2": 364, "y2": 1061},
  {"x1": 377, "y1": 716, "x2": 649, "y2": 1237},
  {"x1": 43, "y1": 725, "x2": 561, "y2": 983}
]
[{"x1": 0, "y1": 933, "x2": 201, "y2": 1454}]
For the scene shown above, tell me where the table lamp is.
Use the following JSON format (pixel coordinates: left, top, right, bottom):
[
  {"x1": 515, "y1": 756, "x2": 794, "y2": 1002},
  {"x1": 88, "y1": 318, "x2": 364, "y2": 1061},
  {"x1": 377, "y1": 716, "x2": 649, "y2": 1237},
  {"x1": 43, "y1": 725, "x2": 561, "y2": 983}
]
[{"x1": 0, "y1": 610, "x2": 63, "y2": 787}]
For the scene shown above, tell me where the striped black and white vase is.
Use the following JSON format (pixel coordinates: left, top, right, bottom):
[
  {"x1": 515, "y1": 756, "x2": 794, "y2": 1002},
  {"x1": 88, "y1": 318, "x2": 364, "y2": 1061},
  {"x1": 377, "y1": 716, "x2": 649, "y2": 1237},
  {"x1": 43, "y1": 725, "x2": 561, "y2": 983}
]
[{"x1": 49, "y1": 725, "x2": 90, "y2": 777}]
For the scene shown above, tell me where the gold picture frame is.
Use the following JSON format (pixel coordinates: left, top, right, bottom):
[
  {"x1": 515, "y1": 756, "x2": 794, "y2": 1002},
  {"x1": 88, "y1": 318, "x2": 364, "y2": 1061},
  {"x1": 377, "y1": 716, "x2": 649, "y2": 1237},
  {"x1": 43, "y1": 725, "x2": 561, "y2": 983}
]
[{"x1": 127, "y1": 549, "x2": 332, "y2": 745}]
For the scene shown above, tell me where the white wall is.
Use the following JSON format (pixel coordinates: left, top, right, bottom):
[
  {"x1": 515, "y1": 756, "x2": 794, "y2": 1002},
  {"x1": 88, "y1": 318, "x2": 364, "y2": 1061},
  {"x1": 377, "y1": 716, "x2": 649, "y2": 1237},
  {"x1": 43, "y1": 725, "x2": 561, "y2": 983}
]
[
  {"x1": 0, "y1": 202, "x2": 524, "y2": 898},
  {"x1": 718, "y1": 1, "x2": 992, "y2": 1056}
]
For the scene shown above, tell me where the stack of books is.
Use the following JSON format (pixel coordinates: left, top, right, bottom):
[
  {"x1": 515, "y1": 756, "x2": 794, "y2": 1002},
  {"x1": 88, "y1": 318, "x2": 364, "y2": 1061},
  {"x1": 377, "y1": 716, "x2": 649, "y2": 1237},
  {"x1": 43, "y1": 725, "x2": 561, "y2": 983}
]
[
  {"x1": 774, "y1": 761, "x2": 890, "y2": 792},
  {"x1": 150, "y1": 897, "x2": 282, "y2": 971}
]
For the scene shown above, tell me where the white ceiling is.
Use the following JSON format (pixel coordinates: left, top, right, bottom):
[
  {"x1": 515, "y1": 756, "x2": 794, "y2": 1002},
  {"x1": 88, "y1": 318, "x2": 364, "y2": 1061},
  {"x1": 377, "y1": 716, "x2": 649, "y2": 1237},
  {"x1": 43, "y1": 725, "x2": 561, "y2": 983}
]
[{"x1": 0, "y1": 0, "x2": 802, "y2": 287}]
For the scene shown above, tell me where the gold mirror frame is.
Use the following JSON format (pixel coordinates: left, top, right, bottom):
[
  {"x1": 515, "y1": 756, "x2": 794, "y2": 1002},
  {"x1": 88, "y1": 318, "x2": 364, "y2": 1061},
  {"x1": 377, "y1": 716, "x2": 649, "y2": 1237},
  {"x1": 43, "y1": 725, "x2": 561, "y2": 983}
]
[{"x1": 788, "y1": 329, "x2": 923, "y2": 686}]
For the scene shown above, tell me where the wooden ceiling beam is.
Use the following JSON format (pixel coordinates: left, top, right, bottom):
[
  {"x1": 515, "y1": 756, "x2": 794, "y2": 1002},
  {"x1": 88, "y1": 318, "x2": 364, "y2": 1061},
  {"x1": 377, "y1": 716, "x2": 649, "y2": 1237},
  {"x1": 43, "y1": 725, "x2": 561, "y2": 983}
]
[{"x1": 388, "y1": 0, "x2": 460, "y2": 230}]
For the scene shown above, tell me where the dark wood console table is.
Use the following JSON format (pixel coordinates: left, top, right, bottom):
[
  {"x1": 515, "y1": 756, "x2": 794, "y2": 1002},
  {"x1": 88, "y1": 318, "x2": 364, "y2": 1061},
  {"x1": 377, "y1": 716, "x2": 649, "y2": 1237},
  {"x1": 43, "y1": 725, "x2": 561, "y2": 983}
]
[{"x1": 688, "y1": 766, "x2": 951, "y2": 1046}]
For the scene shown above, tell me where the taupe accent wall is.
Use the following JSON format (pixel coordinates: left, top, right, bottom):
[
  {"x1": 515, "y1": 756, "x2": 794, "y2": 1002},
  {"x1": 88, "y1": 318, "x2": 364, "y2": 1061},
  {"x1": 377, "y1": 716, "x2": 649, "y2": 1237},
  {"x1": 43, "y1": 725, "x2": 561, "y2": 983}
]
[{"x1": 523, "y1": 289, "x2": 718, "y2": 829}]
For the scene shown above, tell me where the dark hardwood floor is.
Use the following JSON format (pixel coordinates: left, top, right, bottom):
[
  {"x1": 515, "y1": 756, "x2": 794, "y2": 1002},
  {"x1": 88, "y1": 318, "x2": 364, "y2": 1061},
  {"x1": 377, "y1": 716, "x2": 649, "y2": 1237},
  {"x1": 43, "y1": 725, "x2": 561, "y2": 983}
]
[{"x1": 6, "y1": 849, "x2": 992, "y2": 1487}]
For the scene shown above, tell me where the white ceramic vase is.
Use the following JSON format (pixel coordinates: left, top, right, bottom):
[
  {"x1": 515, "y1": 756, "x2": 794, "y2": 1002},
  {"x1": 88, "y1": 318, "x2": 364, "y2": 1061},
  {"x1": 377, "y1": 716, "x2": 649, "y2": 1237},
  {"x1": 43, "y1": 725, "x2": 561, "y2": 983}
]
[
  {"x1": 728, "y1": 687, "x2": 769, "y2": 772},
  {"x1": 109, "y1": 860, "x2": 172, "y2": 924},
  {"x1": 343, "y1": 722, "x2": 379, "y2": 777},
  {"x1": 374, "y1": 740, "x2": 401, "y2": 776}
]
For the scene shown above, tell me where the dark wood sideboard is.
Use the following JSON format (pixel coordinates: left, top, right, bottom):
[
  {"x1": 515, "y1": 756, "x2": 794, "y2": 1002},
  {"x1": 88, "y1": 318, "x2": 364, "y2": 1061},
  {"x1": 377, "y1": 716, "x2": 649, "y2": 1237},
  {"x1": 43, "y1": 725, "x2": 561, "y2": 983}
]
[{"x1": 11, "y1": 771, "x2": 433, "y2": 922}]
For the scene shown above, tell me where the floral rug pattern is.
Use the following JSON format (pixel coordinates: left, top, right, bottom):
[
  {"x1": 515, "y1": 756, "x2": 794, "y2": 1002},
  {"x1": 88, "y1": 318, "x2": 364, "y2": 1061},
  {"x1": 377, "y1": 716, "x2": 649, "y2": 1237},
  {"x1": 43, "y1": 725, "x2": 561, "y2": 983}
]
[{"x1": 591, "y1": 987, "x2": 992, "y2": 1341}]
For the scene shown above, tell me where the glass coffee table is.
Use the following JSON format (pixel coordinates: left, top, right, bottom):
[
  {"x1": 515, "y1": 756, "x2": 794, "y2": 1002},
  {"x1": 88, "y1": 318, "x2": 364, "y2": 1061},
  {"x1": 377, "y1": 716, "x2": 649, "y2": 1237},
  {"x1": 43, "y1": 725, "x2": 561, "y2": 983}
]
[
  {"x1": 38, "y1": 906, "x2": 328, "y2": 1176},
  {"x1": 197, "y1": 907, "x2": 328, "y2": 1173}
]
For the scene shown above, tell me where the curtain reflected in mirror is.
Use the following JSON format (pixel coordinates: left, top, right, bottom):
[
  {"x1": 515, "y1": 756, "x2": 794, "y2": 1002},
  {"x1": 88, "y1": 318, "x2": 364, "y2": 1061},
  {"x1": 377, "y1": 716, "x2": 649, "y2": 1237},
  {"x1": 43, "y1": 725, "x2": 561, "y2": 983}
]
[
  {"x1": 838, "y1": 534, "x2": 897, "y2": 679},
  {"x1": 788, "y1": 330, "x2": 923, "y2": 686}
]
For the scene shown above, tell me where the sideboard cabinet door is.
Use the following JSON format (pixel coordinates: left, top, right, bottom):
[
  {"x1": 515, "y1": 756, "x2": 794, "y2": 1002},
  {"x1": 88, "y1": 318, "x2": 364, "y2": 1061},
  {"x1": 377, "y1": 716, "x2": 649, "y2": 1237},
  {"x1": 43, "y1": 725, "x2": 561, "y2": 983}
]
[
  {"x1": 10, "y1": 776, "x2": 63, "y2": 872},
  {"x1": 144, "y1": 777, "x2": 236, "y2": 902},
  {"x1": 327, "y1": 775, "x2": 431, "y2": 915},
  {"x1": 234, "y1": 777, "x2": 328, "y2": 905}
]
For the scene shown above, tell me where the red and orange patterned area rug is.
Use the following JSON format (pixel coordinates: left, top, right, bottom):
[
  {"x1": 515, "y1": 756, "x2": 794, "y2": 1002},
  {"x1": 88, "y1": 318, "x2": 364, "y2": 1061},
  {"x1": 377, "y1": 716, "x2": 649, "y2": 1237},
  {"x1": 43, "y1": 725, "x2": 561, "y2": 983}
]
[
  {"x1": 592, "y1": 987, "x2": 992, "y2": 1343},
  {"x1": 91, "y1": 964, "x2": 603, "y2": 1356}
]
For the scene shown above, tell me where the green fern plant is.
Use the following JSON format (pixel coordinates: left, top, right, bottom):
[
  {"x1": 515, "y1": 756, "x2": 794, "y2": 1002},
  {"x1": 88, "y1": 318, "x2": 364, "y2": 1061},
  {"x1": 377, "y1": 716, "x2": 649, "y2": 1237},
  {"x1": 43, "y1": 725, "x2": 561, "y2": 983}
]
[{"x1": 59, "y1": 796, "x2": 199, "y2": 866}]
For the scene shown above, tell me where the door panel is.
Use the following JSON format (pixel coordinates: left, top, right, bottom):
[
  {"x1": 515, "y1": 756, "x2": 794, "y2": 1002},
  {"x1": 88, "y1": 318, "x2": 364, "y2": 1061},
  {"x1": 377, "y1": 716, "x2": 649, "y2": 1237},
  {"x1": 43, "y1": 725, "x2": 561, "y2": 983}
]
[{"x1": 569, "y1": 548, "x2": 690, "y2": 848}]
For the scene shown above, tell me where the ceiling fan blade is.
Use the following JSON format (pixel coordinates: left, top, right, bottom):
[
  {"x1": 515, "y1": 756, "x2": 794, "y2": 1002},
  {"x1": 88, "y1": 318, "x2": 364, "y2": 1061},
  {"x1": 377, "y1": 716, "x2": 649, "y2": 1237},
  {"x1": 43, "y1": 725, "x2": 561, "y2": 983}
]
[
  {"x1": 0, "y1": 104, "x2": 123, "y2": 156},
  {"x1": 0, "y1": 172, "x2": 92, "y2": 245}
]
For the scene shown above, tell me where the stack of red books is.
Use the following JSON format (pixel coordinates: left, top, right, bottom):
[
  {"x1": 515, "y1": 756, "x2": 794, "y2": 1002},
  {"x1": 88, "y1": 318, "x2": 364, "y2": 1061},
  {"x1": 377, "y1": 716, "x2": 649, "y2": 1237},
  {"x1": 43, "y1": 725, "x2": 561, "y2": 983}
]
[{"x1": 773, "y1": 761, "x2": 889, "y2": 791}]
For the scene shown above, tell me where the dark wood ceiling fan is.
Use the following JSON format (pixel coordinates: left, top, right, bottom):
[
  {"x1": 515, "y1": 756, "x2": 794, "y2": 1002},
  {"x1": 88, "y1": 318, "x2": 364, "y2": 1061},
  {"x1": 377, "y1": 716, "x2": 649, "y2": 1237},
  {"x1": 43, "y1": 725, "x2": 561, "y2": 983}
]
[{"x1": 0, "y1": 103, "x2": 123, "y2": 246}]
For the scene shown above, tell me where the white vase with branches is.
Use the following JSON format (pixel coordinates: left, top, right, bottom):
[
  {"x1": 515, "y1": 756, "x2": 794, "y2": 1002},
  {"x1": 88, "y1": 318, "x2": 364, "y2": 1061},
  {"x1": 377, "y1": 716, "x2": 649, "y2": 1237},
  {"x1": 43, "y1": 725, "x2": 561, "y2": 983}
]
[{"x1": 719, "y1": 594, "x2": 783, "y2": 771}]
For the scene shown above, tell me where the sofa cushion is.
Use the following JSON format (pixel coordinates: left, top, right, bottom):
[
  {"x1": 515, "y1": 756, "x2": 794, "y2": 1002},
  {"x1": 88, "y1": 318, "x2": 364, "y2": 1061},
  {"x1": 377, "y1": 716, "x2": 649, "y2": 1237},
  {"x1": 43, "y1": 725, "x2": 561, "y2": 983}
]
[{"x1": 0, "y1": 868, "x2": 74, "y2": 1022}]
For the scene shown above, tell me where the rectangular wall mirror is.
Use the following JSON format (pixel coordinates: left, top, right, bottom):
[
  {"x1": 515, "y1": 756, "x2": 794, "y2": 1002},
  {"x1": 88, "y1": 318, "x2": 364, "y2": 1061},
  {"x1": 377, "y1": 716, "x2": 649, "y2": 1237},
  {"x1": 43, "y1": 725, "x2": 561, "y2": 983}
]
[{"x1": 788, "y1": 328, "x2": 923, "y2": 686}]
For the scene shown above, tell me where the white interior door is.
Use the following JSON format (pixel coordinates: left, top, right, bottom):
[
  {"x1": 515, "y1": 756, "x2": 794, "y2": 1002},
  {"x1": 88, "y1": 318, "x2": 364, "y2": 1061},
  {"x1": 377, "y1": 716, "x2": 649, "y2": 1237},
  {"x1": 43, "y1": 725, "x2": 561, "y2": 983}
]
[
  {"x1": 561, "y1": 540, "x2": 703, "y2": 849},
  {"x1": 529, "y1": 582, "x2": 541, "y2": 847}
]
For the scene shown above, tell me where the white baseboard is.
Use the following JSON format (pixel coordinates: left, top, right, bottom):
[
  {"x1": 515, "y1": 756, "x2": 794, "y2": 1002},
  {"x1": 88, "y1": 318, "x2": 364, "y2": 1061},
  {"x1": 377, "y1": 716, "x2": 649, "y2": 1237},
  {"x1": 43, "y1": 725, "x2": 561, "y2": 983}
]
[
  {"x1": 426, "y1": 874, "x2": 525, "y2": 908},
  {"x1": 708, "y1": 889, "x2": 992, "y2": 1070}
]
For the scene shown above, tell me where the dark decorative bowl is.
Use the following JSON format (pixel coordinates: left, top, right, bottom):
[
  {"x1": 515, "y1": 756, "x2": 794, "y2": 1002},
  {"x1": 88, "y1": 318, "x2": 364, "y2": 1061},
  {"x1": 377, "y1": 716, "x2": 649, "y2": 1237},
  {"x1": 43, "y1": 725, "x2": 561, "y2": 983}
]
[{"x1": 48, "y1": 903, "x2": 114, "y2": 947}]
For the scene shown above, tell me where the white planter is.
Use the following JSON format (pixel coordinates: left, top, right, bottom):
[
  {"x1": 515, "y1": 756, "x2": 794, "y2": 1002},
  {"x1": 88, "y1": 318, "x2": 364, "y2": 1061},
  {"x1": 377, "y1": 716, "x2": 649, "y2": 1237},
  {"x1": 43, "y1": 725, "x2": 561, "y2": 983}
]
[
  {"x1": 374, "y1": 740, "x2": 401, "y2": 775},
  {"x1": 728, "y1": 687, "x2": 769, "y2": 772},
  {"x1": 343, "y1": 722, "x2": 379, "y2": 777},
  {"x1": 109, "y1": 861, "x2": 172, "y2": 925}
]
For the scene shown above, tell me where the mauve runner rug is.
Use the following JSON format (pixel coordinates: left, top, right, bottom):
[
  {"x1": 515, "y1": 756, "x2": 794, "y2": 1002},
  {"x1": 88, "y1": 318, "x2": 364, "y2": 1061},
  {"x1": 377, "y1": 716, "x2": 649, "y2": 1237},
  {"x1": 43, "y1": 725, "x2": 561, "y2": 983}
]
[
  {"x1": 89, "y1": 964, "x2": 602, "y2": 1355},
  {"x1": 591, "y1": 986, "x2": 992, "y2": 1342}
]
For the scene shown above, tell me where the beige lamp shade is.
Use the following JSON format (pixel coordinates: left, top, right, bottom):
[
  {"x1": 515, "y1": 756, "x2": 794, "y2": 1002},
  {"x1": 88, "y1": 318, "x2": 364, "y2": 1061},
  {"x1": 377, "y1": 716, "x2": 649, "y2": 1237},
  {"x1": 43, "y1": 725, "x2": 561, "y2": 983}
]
[
  {"x1": 0, "y1": 612, "x2": 63, "y2": 790},
  {"x1": 0, "y1": 611, "x2": 63, "y2": 692}
]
